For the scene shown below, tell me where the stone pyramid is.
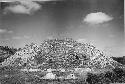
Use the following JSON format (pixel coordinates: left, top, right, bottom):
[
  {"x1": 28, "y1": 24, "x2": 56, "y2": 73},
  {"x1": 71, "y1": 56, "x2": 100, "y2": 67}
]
[{"x1": 1, "y1": 38, "x2": 123, "y2": 71}]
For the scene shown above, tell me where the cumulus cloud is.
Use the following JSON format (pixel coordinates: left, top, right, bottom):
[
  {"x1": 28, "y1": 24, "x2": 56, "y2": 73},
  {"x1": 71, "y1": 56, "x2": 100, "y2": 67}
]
[
  {"x1": 4, "y1": 1, "x2": 41, "y2": 15},
  {"x1": 8, "y1": 30, "x2": 13, "y2": 33},
  {"x1": 109, "y1": 34, "x2": 115, "y2": 38},
  {"x1": 0, "y1": 29, "x2": 7, "y2": 33},
  {"x1": 0, "y1": 29, "x2": 13, "y2": 34},
  {"x1": 77, "y1": 39, "x2": 87, "y2": 43},
  {"x1": 12, "y1": 36, "x2": 22, "y2": 40},
  {"x1": 12, "y1": 35, "x2": 30, "y2": 40},
  {"x1": 24, "y1": 35, "x2": 31, "y2": 39},
  {"x1": 76, "y1": 38, "x2": 95, "y2": 45},
  {"x1": 84, "y1": 12, "x2": 113, "y2": 25}
]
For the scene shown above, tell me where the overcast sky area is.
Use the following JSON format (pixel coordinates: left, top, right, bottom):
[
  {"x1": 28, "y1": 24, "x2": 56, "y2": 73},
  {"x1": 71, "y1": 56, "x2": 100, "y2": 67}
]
[{"x1": 0, "y1": 0, "x2": 124, "y2": 57}]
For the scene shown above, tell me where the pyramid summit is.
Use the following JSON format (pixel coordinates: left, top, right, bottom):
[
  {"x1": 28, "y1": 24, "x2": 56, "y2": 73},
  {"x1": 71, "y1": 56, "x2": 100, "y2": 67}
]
[{"x1": 1, "y1": 38, "x2": 123, "y2": 71}]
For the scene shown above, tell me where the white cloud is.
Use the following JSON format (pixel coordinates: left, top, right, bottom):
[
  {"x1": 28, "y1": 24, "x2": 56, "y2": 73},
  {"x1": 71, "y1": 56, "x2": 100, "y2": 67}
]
[
  {"x1": 0, "y1": 29, "x2": 13, "y2": 34},
  {"x1": 0, "y1": 29, "x2": 7, "y2": 33},
  {"x1": 77, "y1": 38, "x2": 87, "y2": 43},
  {"x1": 12, "y1": 36, "x2": 22, "y2": 40},
  {"x1": 12, "y1": 35, "x2": 30, "y2": 40},
  {"x1": 109, "y1": 34, "x2": 115, "y2": 38},
  {"x1": 76, "y1": 38, "x2": 96, "y2": 46},
  {"x1": 24, "y1": 35, "x2": 31, "y2": 39},
  {"x1": 84, "y1": 12, "x2": 113, "y2": 25},
  {"x1": 4, "y1": 1, "x2": 41, "y2": 15},
  {"x1": 8, "y1": 30, "x2": 13, "y2": 33}
]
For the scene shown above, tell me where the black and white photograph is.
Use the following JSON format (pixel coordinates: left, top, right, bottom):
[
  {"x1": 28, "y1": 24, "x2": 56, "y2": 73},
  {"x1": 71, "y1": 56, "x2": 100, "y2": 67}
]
[{"x1": 0, "y1": 0, "x2": 125, "y2": 84}]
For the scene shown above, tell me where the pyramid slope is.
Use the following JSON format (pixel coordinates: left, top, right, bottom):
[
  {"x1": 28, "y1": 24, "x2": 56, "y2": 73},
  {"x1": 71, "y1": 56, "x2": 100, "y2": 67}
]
[{"x1": 1, "y1": 38, "x2": 123, "y2": 70}]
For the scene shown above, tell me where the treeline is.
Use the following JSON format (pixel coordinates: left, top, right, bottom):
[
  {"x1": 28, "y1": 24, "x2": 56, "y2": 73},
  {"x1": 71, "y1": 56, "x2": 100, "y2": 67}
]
[
  {"x1": 0, "y1": 46, "x2": 18, "y2": 63},
  {"x1": 112, "y1": 56, "x2": 125, "y2": 65},
  {"x1": 0, "y1": 46, "x2": 18, "y2": 55}
]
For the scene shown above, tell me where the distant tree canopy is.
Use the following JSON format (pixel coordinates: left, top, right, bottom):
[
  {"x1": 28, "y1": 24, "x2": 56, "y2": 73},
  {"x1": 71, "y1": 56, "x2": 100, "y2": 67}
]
[
  {"x1": 112, "y1": 56, "x2": 125, "y2": 65},
  {"x1": 0, "y1": 46, "x2": 18, "y2": 63},
  {"x1": 0, "y1": 46, "x2": 18, "y2": 55}
]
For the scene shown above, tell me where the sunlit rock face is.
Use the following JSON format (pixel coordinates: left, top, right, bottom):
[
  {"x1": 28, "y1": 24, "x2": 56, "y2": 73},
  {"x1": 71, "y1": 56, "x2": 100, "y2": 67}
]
[
  {"x1": 1, "y1": 38, "x2": 124, "y2": 80},
  {"x1": 43, "y1": 72, "x2": 56, "y2": 79}
]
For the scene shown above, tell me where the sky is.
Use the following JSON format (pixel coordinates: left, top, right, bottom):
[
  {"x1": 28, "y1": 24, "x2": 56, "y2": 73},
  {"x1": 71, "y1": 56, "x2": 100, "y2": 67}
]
[{"x1": 0, "y1": 0, "x2": 124, "y2": 57}]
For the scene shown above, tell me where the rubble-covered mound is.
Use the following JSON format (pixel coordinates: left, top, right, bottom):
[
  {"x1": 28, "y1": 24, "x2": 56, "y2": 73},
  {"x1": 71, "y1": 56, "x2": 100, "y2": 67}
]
[
  {"x1": 0, "y1": 38, "x2": 125, "y2": 84},
  {"x1": 1, "y1": 38, "x2": 123, "y2": 70}
]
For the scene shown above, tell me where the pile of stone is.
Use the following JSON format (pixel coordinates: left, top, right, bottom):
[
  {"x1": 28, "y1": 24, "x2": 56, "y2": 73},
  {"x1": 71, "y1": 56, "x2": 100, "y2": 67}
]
[{"x1": 1, "y1": 38, "x2": 123, "y2": 72}]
